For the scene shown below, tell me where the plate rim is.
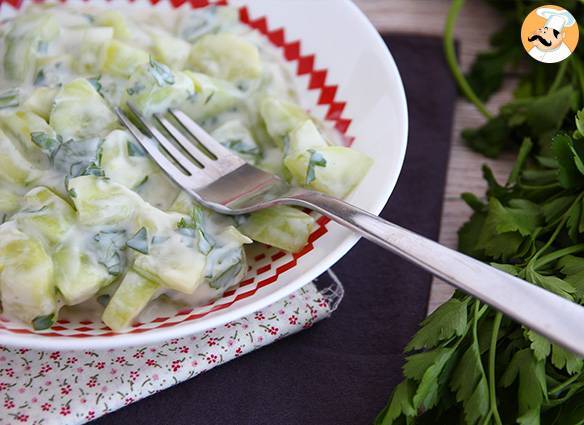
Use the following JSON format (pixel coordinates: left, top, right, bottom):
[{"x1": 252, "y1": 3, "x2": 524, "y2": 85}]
[{"x1": 0, "y1": 0, "x2": 408, "y2": 350}]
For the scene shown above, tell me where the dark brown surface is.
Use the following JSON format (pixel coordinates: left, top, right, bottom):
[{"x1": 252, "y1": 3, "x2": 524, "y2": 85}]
[{"x1": 95, "y1": 34, "x2": 458, "y2": 425}]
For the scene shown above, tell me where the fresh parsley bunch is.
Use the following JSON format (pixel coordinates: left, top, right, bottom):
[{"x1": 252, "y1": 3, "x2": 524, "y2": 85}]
[{"x1": 376, "y1": 1, "x2": 584, "y2": 424}]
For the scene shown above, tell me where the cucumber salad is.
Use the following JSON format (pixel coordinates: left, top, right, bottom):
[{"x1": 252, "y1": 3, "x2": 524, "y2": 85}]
[{"x1": 0, "y1": 4, "x2": 372, "y2": 332}]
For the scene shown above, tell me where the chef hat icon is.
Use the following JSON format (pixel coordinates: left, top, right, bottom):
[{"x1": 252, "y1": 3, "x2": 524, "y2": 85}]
[{"x1": 536, "y1": 7, "x2": 576, "y2": 32}]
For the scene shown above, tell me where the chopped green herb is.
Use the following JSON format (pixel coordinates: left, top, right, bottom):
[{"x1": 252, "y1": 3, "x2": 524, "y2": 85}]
[
  {"x1": 236, "y1": 81, "x2": 249, "y2": 91},
  {"x1": 224, "y1": 139, "x2": 261, "y2": 158},
  {"x1": 88, "y1": 75, "x2": 102, "y2": 94},
  {"x1": 37, "y1": 40, "x2": 48, "y2": 54},
  {"x1": 186, "y1": 91, "x2": 198, "y2": 103},
  {"x1": 97, "y1": 294, "x2": 111, "y2": 307},
  {"x1": 204, "y1": 91, "x2": 215, "y2": 105},
  {"x1": 68, "y1": 188, "x2": 77, "y2": 199},
  {"x1": 53, "y1": 138, "x2": 103, "y2": 178},
  {"x1": 176, "y1": 205, "x2": 215, "y2": 254},
  {"x1": 127, "y1": 141, "x2": 146, "y2": 157},
  {"x1": 93, "y1": 230, "x2": 127, "y2": 275},
  {"x1": 0, "y1": 87, "x2": 19, "y2": 109},
  {"x1": 20, "y1": 205, "x2": 48, "y2": 215},
  {"x1": 34, "y1": 69, "x2": 46, "y2": 86},
  {"x1": 32, "y1": 314, "x2": 54, "y2": 331},
  {"x1": 31, "y1": 131, "x2": 61, "y2": 156},
  {"x1": 208, "y1": 259, "x2": 243, "y2": 289},
  {"x1": 81, "y1": 162, "x2": 105, "y2": 177},
  {"x1": 126, "y1": 81, "x2": 146, "y2": 96},
  {"x1": 305, "y1": 149, "x2": 327, "y2": 184},
  {"x1": 127, "y1": 227, "x2": 149, "y2": 254},
  {"x1": 149, "y1": 57, "x2": 175, "y2": 86},
  {"x1": 134, "y1": 175, "x2": 149, "y2": 190}
]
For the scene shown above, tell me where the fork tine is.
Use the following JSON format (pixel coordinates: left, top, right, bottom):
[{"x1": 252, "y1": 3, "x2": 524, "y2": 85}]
[
  {"x1": 114, "y1": 107, "x2": 211, "y2": 188},
  {"x1": 153, "y1": 113, "x2": 215, "y2": 167},
  {"x1": 126, "y1": 103, "x2": 203, "y2": 174},
  {"x1": 168, "y1": 108, "x2": 238, "y2": 160}
]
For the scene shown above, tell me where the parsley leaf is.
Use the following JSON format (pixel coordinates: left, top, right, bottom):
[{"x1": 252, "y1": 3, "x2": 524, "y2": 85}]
[
  {"x1": 127, "y1": 141, "x2": 146, "y2": 157},
  {"x1": 92, "y1": 230, "x2": 127, "y2": 275},
  {"x1": 32, "y1": 314, "x2": 55, "y2": 331},
  {"x1": 501, "y1": 349, "x2": 547, "y2": 418},
  {"x1": 305, "y1": 149, "x2": 327, "y2": 185},
  {"x1": 176, "y1": 205, "x2": 214, "y2": 254},
  {"x1": 411, "y1": 347, "x2": 455, "y2": 411},
  {"x1": 374, "y1": 380, "x2": 416, "y2": 425},
  {"x1": 378, "y1": 2, "x2": 584, "y2": 424},
  {"x1": 149, "y1": 57, "x2": 175, "y2": 86},
  {"x1": 126, "y1": 227, "x2": 149, "y2": 255},
  {"x1": 405, "y1": 298, "x2": 468, "y2": 352},
  {"x1": 31, "y1": 131, "x2": 61, "y2": 157},
  {"x1": 0, "y1": 87, "x2": 19, "y2": 109},
  {"x1": 88, "y1": 75, "x2": 103, "y2": 94}
]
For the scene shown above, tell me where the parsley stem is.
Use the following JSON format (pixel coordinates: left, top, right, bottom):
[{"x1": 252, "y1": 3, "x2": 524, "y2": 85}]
[
  {"x1": 549, "y1": 371, "x2": 582, "y2": 397},
  {"x1": 534, "y1": 244, "x2": 584, "y2": 270},
  {"x1": 487, "y1": 312, "x2": 503, "y2": 425},
  {"x1": 531, "y1": 194, "x2": 584, "y2": 267},
  {"x1": 548, "y1": 58, "x2": 569, "y2": 94},
  {"x1": 443, "y1": 0, "x2": 492, "y2": 119}
]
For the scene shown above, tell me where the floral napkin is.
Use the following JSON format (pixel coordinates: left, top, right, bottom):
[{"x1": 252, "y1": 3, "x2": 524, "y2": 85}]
[{"x1": 0, "y1": 275, "x2": 343, "y2": 425}]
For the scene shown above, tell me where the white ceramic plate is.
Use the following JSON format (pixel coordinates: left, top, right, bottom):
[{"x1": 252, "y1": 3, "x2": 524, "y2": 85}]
[{"x1": 0, "y1": 0, "x2": 408, "y2": 350}]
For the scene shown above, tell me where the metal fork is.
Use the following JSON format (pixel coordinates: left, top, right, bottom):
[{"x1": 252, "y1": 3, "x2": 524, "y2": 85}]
[{"x1": 116, "y1": 103, "x2": 584, "y2": 356}]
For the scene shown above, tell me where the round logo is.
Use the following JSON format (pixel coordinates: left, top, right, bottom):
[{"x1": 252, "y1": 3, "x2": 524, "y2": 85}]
[{"x1": 521, "y1": 5, "x2": 578, "y2": 64}]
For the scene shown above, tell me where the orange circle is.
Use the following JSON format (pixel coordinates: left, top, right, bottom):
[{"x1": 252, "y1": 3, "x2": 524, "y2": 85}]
[{"x1": 521, "y1": 4, "x2": 579, "y2": 59}]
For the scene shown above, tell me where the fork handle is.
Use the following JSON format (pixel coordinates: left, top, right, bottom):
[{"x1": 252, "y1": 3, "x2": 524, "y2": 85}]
[{"x1": 290, "y1": 190, "x2": 584, "y2": 356}]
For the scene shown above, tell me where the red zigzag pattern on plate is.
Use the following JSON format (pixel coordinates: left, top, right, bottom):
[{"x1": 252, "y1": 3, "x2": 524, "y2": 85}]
[
  {"x1": 239, "y1": 7, "x2": 353, "y2": 137},
  {"x1": 0, "y1": 0, "x2": 354, "y2": 337}
]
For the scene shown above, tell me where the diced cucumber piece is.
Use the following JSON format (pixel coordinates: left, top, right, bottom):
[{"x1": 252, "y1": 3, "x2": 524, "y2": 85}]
[
  {"x1": 101, "y1": 129, "x2": 155, "y2": 189},
  {"x1": 33, "y1": 55, "x2": 72, "y2": 87},
  {"x1": 0, "y1": 88, "x2": 20, "y2": 110},
  {"x1": 0, "y1": 128, "x2": 41, "y2": 186},
  {"x1": 102, "y1": 270, "x2": 159, "y2": 331},
  {"x1": 50, "y1": 78, "x2": 118, "y2": 140},
  {"x1": 211, "y1": 120, "x2": 262, "y2": 164},
  {"x1": 0, "y1": 188, "x2": 20, "y2": 215},
  {"x1": 178, "y1": 7, "x2": 238, "y2": 42},
  {"x1": 121, "y1": 60, "x2": 193, "y2": 116},
  {"x1": 190, "y1": 33, "x2": 262, "y2": 81},
  {"x1": 151, "y1": 30, "x2": 191, "y2": 69},
  {"x1": 134, "y1": 204, "x2": 178, "y2": 236},
  {"x1": 134, "y1": 233, "x2": 206, "y2": 294},
  {"x1": 169, "y1": 191, "x2": 195, "y2": 215},
  {"x1": 204, "y1": 225, "x2": 251, "y2": 289},
  {"x1": 288, "y1": 120, "x2": 328, "y2": 155},
  {"x1": 15, "y1": 187, "x2": 75, "y2": 246},
  {"x1": 135, "y1": 171, "x2": 180, "y2": 211},
  {"x1": 284, "y1": 146, "x2": 373, "y2": 198},
  {"x1": 4, "y1": 13, "x2": 60, "y2": 82},
  {"x1": 53, "y1": 242, "x2": 112, "y2": 305},
  {"x1": 99, "y1": 39, "x2": 149, "y2": 78},
  {"x1": 71, "y1": 26, "x2": 114, "y2": 74},
  {"x1": 238, "y1": 206, "x2": 315, "y2": 253},
  {"x1": 96, "y1": 11, "x2": 132, "y2": 41},
  {"x1": 51, "y1": 136, "x2": 102, "y2": 178},
  {"x1": 181, "y1": 71, "x2": 242, "y2": 120},
  {"x1": 68, "y1": 175, "x2": 141, "y2": 226},
  {"x1": 0, "y1": 110, "x2": 55, "y2": 163},
  {"x1": 260, "y1": 97, "x2": 309, "y2": 148},
  {"x1": 0, "y1": 223, "x2": 56, "y2": 325},
  {"x1": 22, "y1": 87, "x2": 58, "y2": 120}
]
